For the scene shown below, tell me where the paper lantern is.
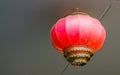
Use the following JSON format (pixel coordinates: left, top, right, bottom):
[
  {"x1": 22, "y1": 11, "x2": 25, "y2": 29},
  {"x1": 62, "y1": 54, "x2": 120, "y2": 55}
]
[{"x1": 50, "y1": 13, "x2": 106, "y2": 66}]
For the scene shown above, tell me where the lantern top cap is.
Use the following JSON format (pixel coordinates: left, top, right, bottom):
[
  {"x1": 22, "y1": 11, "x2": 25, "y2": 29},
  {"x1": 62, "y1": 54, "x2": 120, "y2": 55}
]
[{"x1": 70, "y1": 8, "x2": 89, "y2": 16}]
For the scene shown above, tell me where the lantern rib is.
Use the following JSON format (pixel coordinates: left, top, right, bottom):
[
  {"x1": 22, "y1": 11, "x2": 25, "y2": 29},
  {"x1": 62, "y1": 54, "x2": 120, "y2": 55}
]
[
  {"x1": 98, "y1": 28, "x2": 105, "y2": 49},
  {"x1": 65, "y1": 15, "x2": 74, "y2": 45},
  {"x1": 91, "y1": 26, "x2": 103, "y2": 50},
  {"x1": 90, "y1": 19, "x2": 103, "y2": 50},
  {"x1": 94, "y1": 26, "x2": 106, "y2": 50},
  {"x1": 85, "y1": 18, "x2": 95, "y2": 48},
  {"x1": 78, "y1": 15, "x2": 81, "y2": 45},
  {"x1": 55, "y1": 23, "x2": 66, "y2": 49},
  {"x1": 50, "y1": 26, "x2": 63, "y2": 51},
  {"x1": 85, "y1": 26, "x2": 92, "y2": 46},
  {"x1": 64, "y1": 17, "x2": 72, "y2": 47},
  {"x1": 86, "y1": 18, "x2": 97, "y2": 49}
]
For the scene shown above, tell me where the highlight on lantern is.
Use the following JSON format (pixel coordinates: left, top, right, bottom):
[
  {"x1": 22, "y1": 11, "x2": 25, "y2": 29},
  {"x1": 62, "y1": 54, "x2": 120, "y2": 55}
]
[{"x1": 50, "y1": 12, "x2": 106, "y2": 66}]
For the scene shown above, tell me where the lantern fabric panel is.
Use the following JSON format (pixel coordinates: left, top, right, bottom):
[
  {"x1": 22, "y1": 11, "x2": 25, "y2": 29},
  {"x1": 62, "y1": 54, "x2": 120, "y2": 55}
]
[
  {"x1": 65, "y1": 15, "x2": 80, "y2": 45},
  {"x1": 50, "y1": 25, "x2": 64, "y2": 52},
  {"x1": 91, "y1": 26, "x2": 106, "y2": 51},
  {"x1": 55, "y1": 18, "x2": 71, "y2": 48},
  {"x1": 85, "y1": 18, "x2": 103, "y2": 51},
  {"x1": 78, "y1": 15, "x2": 96, "y2": 46}
]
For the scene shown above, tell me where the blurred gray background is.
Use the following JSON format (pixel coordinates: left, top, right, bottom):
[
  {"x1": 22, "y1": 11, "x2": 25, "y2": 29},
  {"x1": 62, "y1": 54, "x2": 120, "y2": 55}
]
[{"x1": 1, "y1": 0, "x2": 120, "y2": 75}]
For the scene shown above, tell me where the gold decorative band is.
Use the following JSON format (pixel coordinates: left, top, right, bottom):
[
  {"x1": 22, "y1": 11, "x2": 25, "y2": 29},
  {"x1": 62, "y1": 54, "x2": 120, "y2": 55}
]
[{"x1": 64, "y1": 46, "x2": 94, "y2": 66}]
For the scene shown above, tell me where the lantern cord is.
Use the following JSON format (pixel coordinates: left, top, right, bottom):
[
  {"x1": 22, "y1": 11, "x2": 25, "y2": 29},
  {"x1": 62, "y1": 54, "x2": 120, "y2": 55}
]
[
  {"x1": 60, "y1": 63, "x2": 69, "y2": 75},
  {"x1": 99, "y1": 1, "x2": 112, "y2": 20}
]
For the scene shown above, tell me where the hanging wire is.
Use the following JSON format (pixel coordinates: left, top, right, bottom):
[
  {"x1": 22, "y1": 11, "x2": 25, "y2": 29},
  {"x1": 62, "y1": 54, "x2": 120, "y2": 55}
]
[
  {"x1": 99, "y1": 1, "x2": 112, "y2": 20},
  {"x1": 60, "y1": 63, "x2": 69, "y2": 75}
]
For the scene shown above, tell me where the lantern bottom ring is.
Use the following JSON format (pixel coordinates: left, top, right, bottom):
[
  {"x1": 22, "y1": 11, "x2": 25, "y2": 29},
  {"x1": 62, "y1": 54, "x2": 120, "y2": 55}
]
[{"x1": 64, "y1": 46, "x2": 94, "y2": 66}]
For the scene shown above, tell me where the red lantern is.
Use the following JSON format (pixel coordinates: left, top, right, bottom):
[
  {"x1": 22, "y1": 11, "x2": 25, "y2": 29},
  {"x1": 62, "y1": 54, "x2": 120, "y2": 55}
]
[{"x1": 50, "y1": 12, "x2": 106, "y2": 66}]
